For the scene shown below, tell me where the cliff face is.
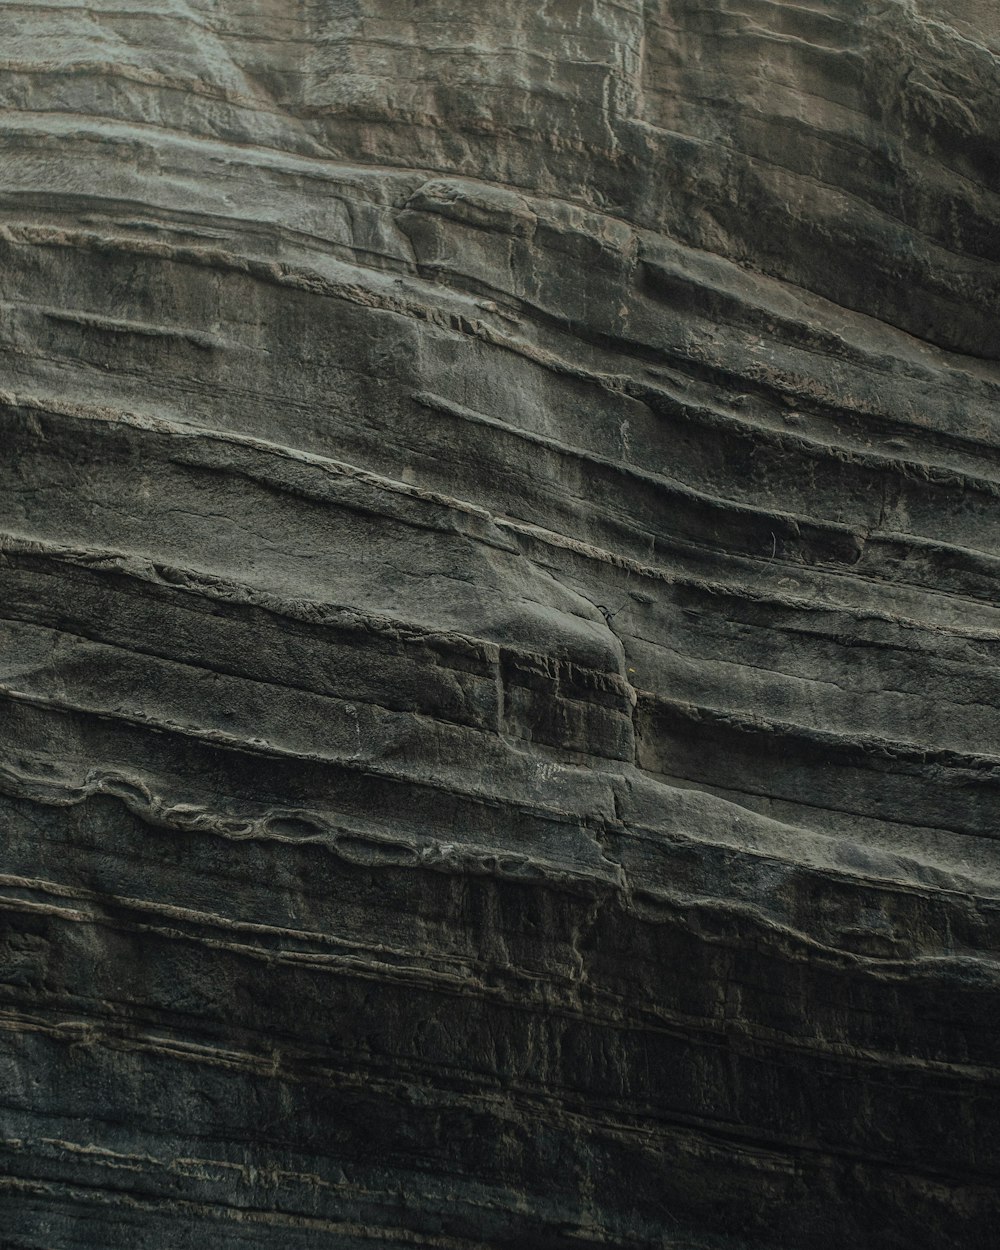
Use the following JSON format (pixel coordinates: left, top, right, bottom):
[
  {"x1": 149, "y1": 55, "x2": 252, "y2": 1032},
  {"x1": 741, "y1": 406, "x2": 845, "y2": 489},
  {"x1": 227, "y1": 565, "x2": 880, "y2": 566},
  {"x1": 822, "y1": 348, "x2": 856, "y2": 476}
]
[{"x1": 2, "y1": 3, "x2": 1000, "y2": 1246}]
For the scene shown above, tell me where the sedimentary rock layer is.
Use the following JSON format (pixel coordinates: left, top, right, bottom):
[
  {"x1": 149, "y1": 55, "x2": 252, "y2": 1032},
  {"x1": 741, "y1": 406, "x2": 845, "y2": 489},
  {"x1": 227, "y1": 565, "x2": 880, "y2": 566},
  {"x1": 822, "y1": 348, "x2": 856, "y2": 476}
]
[{"x1": 1, "y1": 2, "x2": 999, "y2": 1246}]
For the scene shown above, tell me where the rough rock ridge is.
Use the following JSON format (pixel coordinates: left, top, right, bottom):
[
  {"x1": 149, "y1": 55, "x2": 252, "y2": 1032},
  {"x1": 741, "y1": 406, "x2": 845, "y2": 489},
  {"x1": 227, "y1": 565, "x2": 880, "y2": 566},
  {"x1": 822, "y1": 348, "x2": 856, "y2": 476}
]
[{"x1": 1, "y1": 1, "x2": 999, "y2": 1246}]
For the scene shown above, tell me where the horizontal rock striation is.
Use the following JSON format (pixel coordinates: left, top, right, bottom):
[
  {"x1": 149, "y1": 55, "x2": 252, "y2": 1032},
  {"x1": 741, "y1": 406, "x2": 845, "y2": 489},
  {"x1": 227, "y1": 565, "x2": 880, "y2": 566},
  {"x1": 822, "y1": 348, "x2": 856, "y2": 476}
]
[{"x1": 1, "y1": 1, "x2": 999, "y2": 1246}]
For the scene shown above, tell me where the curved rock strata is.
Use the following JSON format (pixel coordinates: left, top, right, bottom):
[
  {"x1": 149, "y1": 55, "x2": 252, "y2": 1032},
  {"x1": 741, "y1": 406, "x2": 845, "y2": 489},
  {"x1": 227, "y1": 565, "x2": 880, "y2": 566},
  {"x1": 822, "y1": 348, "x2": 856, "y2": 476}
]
[{"x1": 1, "y1": 2, "x2": 999, "y2": 1246}]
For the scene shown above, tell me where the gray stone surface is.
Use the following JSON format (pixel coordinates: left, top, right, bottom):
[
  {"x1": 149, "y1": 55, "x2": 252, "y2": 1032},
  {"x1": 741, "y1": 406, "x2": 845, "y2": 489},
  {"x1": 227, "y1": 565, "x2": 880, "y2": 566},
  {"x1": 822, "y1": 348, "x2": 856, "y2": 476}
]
[{"x1": 1, "y1": 1, "x2": 999, "y2": 1245}]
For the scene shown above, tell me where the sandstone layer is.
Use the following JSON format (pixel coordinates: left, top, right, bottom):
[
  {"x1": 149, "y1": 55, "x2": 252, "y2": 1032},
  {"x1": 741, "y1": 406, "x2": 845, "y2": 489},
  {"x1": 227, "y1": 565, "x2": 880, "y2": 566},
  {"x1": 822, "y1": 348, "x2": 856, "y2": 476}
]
[{"x1": 1, "y1": 2, "x2": 1000, "y2": 1246}]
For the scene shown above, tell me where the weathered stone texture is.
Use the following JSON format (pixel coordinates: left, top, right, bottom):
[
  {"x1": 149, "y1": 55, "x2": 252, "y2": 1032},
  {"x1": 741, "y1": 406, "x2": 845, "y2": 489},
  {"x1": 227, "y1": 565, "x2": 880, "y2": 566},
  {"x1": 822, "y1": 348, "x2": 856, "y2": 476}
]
[{"x1": 1, "y1": 2, "x2": 999, "y2": 1246}]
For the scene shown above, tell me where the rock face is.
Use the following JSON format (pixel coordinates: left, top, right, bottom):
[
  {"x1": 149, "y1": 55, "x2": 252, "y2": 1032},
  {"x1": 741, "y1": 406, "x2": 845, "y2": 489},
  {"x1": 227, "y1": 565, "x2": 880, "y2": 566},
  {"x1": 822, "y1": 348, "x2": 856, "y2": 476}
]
[{"x1": 2, "y1": 2, "x2": 1000, "y2": 1246}]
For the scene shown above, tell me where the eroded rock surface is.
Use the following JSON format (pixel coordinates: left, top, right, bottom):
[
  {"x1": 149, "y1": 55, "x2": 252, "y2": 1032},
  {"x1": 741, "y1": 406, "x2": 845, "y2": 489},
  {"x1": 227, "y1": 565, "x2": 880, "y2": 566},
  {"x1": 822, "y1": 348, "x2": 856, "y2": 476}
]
[{"x1": 1, "y1": 2, "x2": 999, "y2": 1246}]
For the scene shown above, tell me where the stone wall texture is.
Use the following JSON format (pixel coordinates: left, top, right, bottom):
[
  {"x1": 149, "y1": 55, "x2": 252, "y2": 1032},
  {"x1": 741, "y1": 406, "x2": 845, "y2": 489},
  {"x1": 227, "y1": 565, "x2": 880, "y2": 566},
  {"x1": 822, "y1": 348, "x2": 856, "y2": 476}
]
[{"x1": 1, "y1": 2, "x2": 1000, "y2": 1246}]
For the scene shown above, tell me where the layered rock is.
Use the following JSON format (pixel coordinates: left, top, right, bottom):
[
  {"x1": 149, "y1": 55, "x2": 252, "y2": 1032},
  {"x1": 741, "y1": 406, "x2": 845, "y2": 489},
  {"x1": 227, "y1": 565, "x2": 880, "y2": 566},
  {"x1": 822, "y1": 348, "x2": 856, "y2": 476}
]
[{"x1": 1, "y1": 2, "x2": 999, "y2": 1246}]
